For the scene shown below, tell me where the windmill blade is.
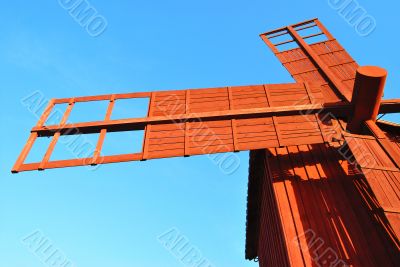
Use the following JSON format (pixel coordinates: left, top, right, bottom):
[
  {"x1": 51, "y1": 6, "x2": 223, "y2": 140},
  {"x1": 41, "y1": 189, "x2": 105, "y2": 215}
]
[
  {"x1": 343, "y1": 120, "x2": 400, "y2": 245},
  {"x1": 261, "y1": 18, "x2": 358, "y2": 103},
  {"x1": 13, "y1": 82, "x2": 345, "y2": 173}
]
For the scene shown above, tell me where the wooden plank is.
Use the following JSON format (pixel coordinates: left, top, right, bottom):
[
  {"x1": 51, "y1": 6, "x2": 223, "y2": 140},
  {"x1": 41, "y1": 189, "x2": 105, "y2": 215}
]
[
  {"x1": 148, "y1": 128, "x2": 185, "y2": 138},
  {"x1": 280, "y1": 135, "x2": 323, "y2": 147},
  {"x1": 146, "y1": 136, "x2": 185, "y2": 145},
  {"x1": 187, "y1": 126, "x2": 232, "y2": 136},
  {"x1": 365, "y1": 120, "x2": 400, "y2": 169},
  {"x1": 236, "y1": 117, "x2": 274, "y2": 126},
  {"x1": 232, "y1": 103, "x2": 269, "y2": 110},
  {"x1": 189, "y1": 133, "x2": 232, "y2": 142},
  {"x1": 189, "y1": 137, "x2": 233, "y2": 149},
  {"x1": 232, "y1": 96, "x2": 268, "y2": 105},
  {"x1": 148, "y1": 142, "x2": 184, "y2": 152},
  {"x1": 147, "y1": 148, "x2": 185, "y2": 159},
  {"x1": 237, "y1": 132, "x2": 277, "y2": 139},
  {"x1": 276, "y1": 122, "x2": 320, "y2": 131},
  {"x1": 236, "y1": 124, "x2": 276, "y2": 134},
  {"x1": 237, "y1": 140, "x2": 280, "y2": 151},
  {"x1": 231, "y1": 92, "x2": 266, "y2": 100},
  {"x1": 189, "y1": 143, "x2": 234, "y2": 155},
  {"x1": 237, "y1": 135, "x2": 278, "y2": 143},
  {"x1": 188, "y1": 120, "x2": 231, "y2": 128}
]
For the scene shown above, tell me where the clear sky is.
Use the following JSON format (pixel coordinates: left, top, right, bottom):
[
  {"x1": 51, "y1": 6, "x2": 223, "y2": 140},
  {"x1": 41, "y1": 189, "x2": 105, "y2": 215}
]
[{"x1": 1, "y1": 1, "x2": 399, "y2": 266}]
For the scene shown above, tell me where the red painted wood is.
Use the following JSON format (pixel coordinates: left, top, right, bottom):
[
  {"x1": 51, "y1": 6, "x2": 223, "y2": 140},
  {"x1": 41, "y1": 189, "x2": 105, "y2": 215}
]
[
  {"x1": 253, "y1": 143, "x2": 400, "y2": 266},
  {"x1": 12, "y1": 18, "x2": 400, "y2": 267}
]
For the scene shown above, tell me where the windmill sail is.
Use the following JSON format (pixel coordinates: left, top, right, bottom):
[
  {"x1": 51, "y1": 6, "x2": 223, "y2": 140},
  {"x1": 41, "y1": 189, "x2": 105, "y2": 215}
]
[{"x1": 13, "y1": 82, "x2": 343, "y2": 172}]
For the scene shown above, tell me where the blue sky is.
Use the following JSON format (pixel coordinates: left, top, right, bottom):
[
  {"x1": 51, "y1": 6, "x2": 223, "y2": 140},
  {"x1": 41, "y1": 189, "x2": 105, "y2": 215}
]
[{"x1": 0, "y1": 1, "x2": 399, "y2": 266}]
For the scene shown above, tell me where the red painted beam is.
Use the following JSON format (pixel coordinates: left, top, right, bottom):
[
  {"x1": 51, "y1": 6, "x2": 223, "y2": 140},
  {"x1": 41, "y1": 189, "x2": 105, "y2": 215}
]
[
  {"x1": 31, "y1": 103, "x2": 349, "y2": 137},
  {"x1": 347, "y1": 66, "x2": 387, "y2": 133}
]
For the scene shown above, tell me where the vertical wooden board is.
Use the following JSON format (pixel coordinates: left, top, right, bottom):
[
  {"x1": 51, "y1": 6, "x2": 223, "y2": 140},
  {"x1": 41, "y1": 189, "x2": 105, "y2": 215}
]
[
  {"x1": 309, "y1": 144, "x2": 355, "y2": 261},
  {"x1": 287, "y1": 145, "x2": 338, "y2": 261},
  {"x1": 298, "y1": 144, "x2": 353, "y2": 263},
  {"x1": 275, "y1": 147, "x2": 315, "y2": 266},
  {"x1": 267, "y1": 147, "x2": 305, "y2": 266},
  {"x1": 248, "y1": 140, "x2": 400, "y2": 265},
  {"x1": 385, "y1": 213, "x2": 400, "y2": 241},
  {"x1": 257, "y1": 152, "x2": 279, "y2": 265},
  {"x1": 323, "y1": 143, "x2": 381, "y2": 266},
  {"x1": 262, "y1": 142, "x2": 397, "y2": 266}
]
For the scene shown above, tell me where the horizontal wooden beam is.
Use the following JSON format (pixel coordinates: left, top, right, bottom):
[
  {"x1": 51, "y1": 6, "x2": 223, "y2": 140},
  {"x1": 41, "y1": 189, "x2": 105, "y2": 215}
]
[
  {"x1": 32, "y1": 103, "x2": 353, "y2": 137},
  {"x1": 54, "y1": 92, "x2": 151, "y2": 104},
  {"x1": 15, "y1": 153, "x2": 142, "y2": 173},
  {"x1": 29, "y1": 99, "x2": 400, "y2": 137},
  {"x1": 379, "y1": 99, "x2": 400, "y2": 114},
  {"x1": 260, "y1": 18, "x2": 317, "y2": 36}
]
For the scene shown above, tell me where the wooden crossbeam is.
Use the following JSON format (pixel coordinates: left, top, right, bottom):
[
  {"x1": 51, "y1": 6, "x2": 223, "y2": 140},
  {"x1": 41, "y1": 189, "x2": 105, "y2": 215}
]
[
  {"x1": 30, "y1": 100, "x2": 400, "y2": 138},
  {"x1": 380, "y1": 99, "x2": 400, "y2": 114},
  {"x1": 32, "y1": 103, "x2": 349, "y2": 137}
]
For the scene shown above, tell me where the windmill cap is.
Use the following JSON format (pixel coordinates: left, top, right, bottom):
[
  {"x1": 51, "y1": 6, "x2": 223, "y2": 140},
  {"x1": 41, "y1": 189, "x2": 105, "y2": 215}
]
[{"x1": 357, "y1": 66, "x2": 387, "y2": 78}]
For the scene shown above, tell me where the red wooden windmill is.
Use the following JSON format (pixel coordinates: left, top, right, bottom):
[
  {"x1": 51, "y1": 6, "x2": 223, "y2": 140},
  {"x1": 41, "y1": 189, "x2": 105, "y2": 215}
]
[{"x1": 13, "y1": 18, "x2": 400, "y2": 266}]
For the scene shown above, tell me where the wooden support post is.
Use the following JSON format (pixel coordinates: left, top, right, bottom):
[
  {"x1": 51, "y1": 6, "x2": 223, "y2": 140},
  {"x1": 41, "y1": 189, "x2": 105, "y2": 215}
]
[{"x1": 347, "y1": 66, "x2": 387, "y2": 133}]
